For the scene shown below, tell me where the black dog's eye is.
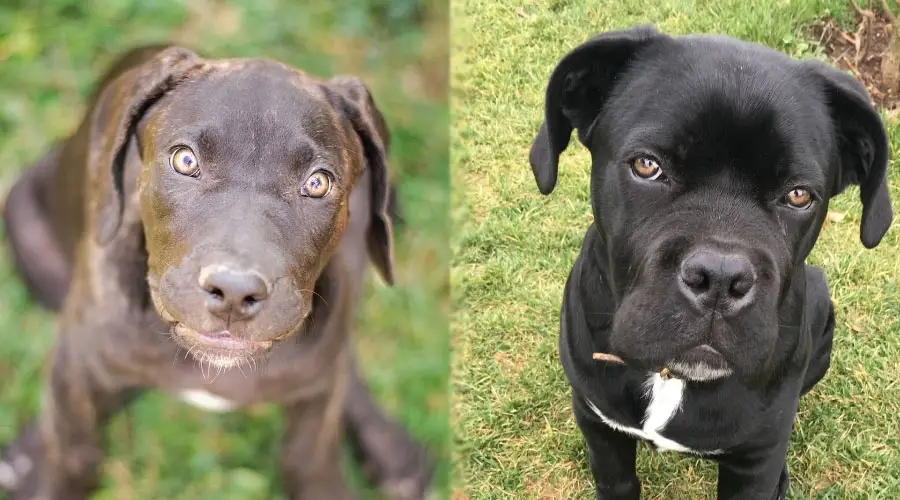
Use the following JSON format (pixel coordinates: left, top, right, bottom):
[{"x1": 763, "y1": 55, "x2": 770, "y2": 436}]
[
  {"x1": 631, "y1": 157, "x2": 665, "y2": 181},
  {"x1": 783, "y1": 187, "x2": 813, "y2": 209},
  {"x1": 169, "y1": 146, "x2": 200, "y2": 177},
  {"x1": 302, "y1": 171, "x2": 332, "y2": 198}
]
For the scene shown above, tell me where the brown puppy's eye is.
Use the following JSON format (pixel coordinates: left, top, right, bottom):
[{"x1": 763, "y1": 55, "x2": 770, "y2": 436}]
[
  {"x1": 303, "y1": 171, "x2": 332, "y2": 198},
  {"x1": 784, "y1": 187, "x2": 813, "y2": 209},
  {"x1": 631, "y1": 157, "x2": 664, "y2": 180},
  {"x1": 170, "y1": 146, "x2": 200, "y2": 177}
]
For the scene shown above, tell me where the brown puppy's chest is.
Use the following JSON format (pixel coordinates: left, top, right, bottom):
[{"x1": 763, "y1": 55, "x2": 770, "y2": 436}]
[
  {"x1": 163, "y1": 344, "x2": 345, "y2": 409},
  {"x1": 100, "y1": 312, "x2": 347, "y2": 410}
]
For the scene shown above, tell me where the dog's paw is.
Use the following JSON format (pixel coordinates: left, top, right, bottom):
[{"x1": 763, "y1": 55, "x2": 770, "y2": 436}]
[
  {"x1": 0, "y1": 423, "x2": 43, "y2": 498},
  {"x1": 353, "y1": 427, "x2": 433, "y2": 500},
  {"x1": 0, "y1": 447, "x2": 38, "y2": 500},
  {"x1": 0, "y1": 452, "x2": 32, "y2": 492},
  {"x1": 594, "y1": 478, "x2": 641, "y2": 500}
]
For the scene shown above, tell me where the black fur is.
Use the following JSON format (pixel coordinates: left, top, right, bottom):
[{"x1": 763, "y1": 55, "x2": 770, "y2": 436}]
[{"x1": 530, "y1": 26, "x2": 891, "y2": 499}]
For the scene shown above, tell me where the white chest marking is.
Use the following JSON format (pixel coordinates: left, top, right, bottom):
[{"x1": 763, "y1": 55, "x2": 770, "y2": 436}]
[
  {"x1": 585, "y1": 373, "x2": 723, "y2": 455},
  {"x1": 177, "y1": 389, "x2": 240, "y2": 413}
]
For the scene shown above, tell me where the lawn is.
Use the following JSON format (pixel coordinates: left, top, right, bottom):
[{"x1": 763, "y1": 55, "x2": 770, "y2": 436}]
[
  {"x1": 451, "y1": 0, "x2": 900, "y2": 498},
  {"x1": 0, "y1": 1, "x2": 449, "y2": 499}
]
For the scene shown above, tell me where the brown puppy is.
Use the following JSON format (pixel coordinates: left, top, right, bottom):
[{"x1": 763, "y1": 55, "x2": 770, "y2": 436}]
[{"x1": 0, "y1": 46, "x2": 430, "y2": 499}]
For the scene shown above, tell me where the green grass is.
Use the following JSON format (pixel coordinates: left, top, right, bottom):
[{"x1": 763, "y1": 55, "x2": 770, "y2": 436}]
[
  {"x1": 451, "y1": 0, "x2": 900, "y2": 498},
  {"x1": 0, "y1": 1, "x2": 449, "y2": 498}
]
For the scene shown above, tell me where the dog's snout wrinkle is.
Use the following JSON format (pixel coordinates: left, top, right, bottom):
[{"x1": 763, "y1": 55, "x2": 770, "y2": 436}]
[
  {"x1": 199, "y1": 265, "x2": 271, "y2": 321},
  {"x1": 679, "y1": 249, "x2": 756, "y2": 315}
]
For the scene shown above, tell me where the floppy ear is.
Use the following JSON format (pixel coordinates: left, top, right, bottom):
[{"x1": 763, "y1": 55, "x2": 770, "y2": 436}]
[
  {"x1": 529, "y1": 25, "x2": 663, "y2": 194},
  {"x1": 327, "y1": 76, "x2": 395, "y2": 285},
  {"x1": 804, "y1": 62, "x2": 893, "y2": 248},
  {"x1": 89, "y1": 46, "x2": 204, "y2": 245}
]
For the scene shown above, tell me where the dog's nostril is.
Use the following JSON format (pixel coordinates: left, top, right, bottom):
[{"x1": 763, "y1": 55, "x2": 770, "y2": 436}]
[
  {"x1": 681, "y1": 270, "x2": 710, "y2": 291},
  {"x1": 206, "y1": 286, "x2": 225, "y2": 300},
  {"x1": 729, "y1": 277, "x2": 753, "y2": 297}
]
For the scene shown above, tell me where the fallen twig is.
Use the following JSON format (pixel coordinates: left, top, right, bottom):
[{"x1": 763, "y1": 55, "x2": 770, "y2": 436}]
[
  {"x1": 592, "y1": 352, "x2": 673, "y2": 378},
  {"x1": 591, "y1": 352, "x2": 625, "y2": 365}
]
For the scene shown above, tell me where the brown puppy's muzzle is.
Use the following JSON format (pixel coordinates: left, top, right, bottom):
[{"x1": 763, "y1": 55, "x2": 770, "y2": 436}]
[{"x1": 150, "y1": 246, "x2": 311, "y2": 369}]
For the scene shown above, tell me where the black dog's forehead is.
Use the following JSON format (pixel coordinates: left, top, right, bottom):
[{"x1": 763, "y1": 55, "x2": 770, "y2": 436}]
[
  {"x1": 605, "y1": 35, "x2": 832, "y2": 191},
  {"x1": 151, "y1": 60, "x2": 347, "y2": 166}
]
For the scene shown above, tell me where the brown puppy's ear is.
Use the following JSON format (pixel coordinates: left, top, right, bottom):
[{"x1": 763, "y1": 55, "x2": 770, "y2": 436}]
[
  {"x1": 327, "y1": 76, "x2": 395, "y2": 285},
  {"x1": 804, "y1": 62, "x2": 893, "y2": 248},
  {"x1": 529, "y1": 25, "x2": 663, "y2": 195},
  {"x1": 89, "y1": 46, "x2": 204, "y2": 245}
]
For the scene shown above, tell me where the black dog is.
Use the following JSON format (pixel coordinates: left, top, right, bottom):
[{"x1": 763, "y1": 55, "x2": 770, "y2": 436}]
[{"x1": 529, "y1": 26, "x2": 892, "y2": 499}]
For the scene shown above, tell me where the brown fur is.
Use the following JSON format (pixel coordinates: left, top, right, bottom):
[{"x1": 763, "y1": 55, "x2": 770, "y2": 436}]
[{"x1": 0, "y1": 46, "x2": 430, "y2": 500}]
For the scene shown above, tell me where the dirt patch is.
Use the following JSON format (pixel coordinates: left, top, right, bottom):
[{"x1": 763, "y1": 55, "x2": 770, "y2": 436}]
[
  {"x1": 493, "y1": 351, "x2": 524, "y2": 378},
  {"x1": 807, "y1": 2, "x2": 900, "y2": 112}
]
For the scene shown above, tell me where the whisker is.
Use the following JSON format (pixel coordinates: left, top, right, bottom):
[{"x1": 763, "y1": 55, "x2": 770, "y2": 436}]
[
  {"x1": 202, "y1": 355, "x2": 211, "y2": 382},
  {"x1": 299, "y1": 289, "x2": 327, "y2": 306}
]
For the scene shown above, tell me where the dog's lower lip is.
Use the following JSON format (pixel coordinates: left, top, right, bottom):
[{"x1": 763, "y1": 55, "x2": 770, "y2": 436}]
[
  {"x1": 666, "y1": 344, "x2": 730, "y2": 373},
  {"x1": 696, "y1": 344, "x2": 721, "y2": 355},
  {"x1": 197, "y1": 332, "x2": 252, "y2": 349},
  {"x1": 172, "y1": 323, "x2": 272, "y2": 351}
]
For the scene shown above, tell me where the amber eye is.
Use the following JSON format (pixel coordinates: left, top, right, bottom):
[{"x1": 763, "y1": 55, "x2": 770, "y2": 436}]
[
  {"x1": 169, "y1": 146, "x2": 200, "y2": 177},
  {"x1": 631, "y1": 157, "x2": 664, "y2": 180},
  {"x1": 784, "y1": 187, "x2": 813, "y2": 209},
  {"x1": 303, "y1": 171, "x2": 332, "y2": 198}
]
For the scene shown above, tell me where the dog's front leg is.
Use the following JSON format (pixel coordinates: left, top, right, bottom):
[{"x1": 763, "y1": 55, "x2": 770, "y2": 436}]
[
  {"x1": 717, "y1": 447, "x2": 790, "y2": 500},
  {"x1": 280, "y1": 394, "x2": 354, "y2": 500},
  {"x1": 343, "y1": 351, "x2": 432, "y2": 500},
  {"x1": 572, "y1": 393, "x2": 640, "y2": 500},
  {"x1": 0, "y1": 338, "x2": 138, "y2": 500}
]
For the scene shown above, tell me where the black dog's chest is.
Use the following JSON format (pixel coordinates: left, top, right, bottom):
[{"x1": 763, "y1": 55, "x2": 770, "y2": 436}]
[{"x1": 583, "y1": 371, "x2": 762, "y2": 455}]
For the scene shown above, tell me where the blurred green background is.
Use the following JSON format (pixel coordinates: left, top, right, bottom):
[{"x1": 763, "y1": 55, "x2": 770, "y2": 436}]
[{"x1": 0, "y1": 1, "x2": 449, "y2": 498}]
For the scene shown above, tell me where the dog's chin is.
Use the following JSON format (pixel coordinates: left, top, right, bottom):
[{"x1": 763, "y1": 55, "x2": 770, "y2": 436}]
[
  {"x1": 665, "y1": 345, "x2": 734, "y2": 382},
  {"x1": 665, "y1": 361, "x2": 734, "y2": 382},
  {"x1": 169, "y1": 323, "x2": 275, "y2": 370}
]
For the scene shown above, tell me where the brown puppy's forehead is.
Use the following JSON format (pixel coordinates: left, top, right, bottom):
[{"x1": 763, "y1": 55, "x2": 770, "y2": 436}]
[{"x1": 145, "y1": 58, "x2": 353, "y2": 173}]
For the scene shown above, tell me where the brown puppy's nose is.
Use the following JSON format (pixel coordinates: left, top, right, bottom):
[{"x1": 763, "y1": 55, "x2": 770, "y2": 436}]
[
  {"x1": 678, "y1": 249, "x2": 756, "y2": 316},
  {"x1": 199, "y1": 266, "x2": 270, "y2": 321}
]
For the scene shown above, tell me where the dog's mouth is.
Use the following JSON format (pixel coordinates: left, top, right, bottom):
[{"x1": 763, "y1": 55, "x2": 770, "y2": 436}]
[
  {"x1": 170, "y1": 322, "x2": 275, "y2": 368},
  {"x1": 173, "y1": 323, "x2": 273, "y2": 352},
  {"x1": 664, "y1": 344, "x2": 733, "y2": 382}
]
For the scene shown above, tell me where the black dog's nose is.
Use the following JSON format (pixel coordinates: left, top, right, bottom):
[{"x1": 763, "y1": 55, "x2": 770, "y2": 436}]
[
  {"x1": 679, "y1": 249, "x2": 756, "y2": 314},
  {"x1": 199, "y1": 266, "x2": 270, "y2": 320}
]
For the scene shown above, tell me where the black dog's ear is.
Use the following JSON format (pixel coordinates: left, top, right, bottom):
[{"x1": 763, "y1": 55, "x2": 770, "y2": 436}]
[
  {"x1": 805, "y1": 61, "x2": 893, "y2": 248},
  {"x1": 89, "y1": 46, "x2": 204, "y2": 245},
  {"x1": 529, "y1": 25, "x2": 664, "y2": 194},
  {"x1": 327, "y1": 76, "x2": 395, "y2": 285}
]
